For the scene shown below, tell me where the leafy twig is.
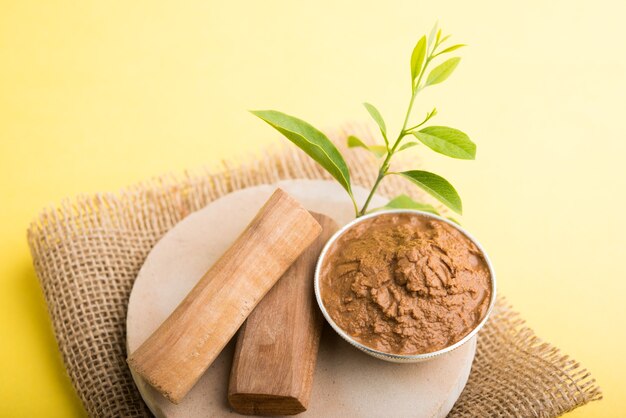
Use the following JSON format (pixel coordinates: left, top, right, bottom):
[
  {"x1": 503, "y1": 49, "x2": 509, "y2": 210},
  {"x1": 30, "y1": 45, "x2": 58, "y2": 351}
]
[{"x1": 252, "y1": 24, "x2": 475, "y2": 218}]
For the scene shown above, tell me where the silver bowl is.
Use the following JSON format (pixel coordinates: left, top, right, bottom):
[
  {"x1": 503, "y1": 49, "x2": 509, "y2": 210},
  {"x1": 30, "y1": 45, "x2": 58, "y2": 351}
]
[{"x1": 313, "y1": 209, "x2": 497, "y2": 363}]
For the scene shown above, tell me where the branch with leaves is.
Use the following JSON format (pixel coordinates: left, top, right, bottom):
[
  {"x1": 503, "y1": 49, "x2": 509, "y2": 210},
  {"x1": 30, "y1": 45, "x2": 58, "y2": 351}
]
[{"x1": 252, "y1": 23, "x2": 475, "y2": 219}]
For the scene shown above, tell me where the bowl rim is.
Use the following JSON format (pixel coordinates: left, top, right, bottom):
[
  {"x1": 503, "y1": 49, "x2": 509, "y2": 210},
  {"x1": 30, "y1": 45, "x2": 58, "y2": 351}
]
[{"x1": 313, "y1": 208, "x2": 497, "y2": 362}]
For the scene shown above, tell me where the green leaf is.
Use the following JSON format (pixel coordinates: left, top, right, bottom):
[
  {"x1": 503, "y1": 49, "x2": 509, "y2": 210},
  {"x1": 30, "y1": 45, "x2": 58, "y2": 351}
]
[
  {"x1": 447, "y1": 216, "x2": 460, "y2": 225},
  {"x1": 437, "y1": 44, "x2": 466, "y2": 55},
  {"x1": 428, "y1": 22, "x2": 439, "y2": 48},
  {"x1": 368, "y1": 145, "x2": 388, "y2": 157},
  {"x1": 363, "y1": 102, "x2": 387, "y2": 139},
  {"x1": 347, "y1": 135, "x2": 387, "y2": 158},
  {"x1": 384, "y1": 194, "x2": 439, "y2": 215},
  {"x1": 397, "y1": 141, "x2": 419, "y2": 152},
  {"x1": 413, "y1": 126, "x2": 476, "y2": 159},
  {"x1": 252, "y1": 110, "x2": 353, "y2": 195},
  {"x1": 397, "y1": 170, "x2": 463, "y2": 214},
  {"x1": 410, "y1": 36, "x2": 427, "y2": 81},
  {"x1": 425, "y1": 57, "x2": 461, "y2": 87}
]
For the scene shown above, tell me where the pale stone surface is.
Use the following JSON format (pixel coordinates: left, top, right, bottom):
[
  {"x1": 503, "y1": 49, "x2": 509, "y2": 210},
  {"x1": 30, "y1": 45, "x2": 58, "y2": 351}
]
[{"x1": 126, "y1": 179, "x2": 476, "y2": 418}]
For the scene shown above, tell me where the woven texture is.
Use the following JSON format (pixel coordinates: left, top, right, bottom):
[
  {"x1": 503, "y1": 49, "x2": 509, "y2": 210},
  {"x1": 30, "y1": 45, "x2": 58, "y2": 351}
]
[{"x1": 27, "y1": 129, "x2": 601, "y2": 417}]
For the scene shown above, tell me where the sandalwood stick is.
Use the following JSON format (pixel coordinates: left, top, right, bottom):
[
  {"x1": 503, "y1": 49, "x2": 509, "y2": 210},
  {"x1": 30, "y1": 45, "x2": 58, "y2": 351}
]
[
  {"x1": 228, "y1": 213, "x2": 338, "y2": 415},
  {"x1": 127, "y1": 188, "x2": 322, "y2": 404}
]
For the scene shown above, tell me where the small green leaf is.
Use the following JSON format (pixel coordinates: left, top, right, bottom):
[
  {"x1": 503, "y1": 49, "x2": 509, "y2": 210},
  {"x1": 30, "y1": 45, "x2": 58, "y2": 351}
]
[
  {"x1": 410, "y1": 36, "x2": 427, "y2": 81},
  {"x1": 363, "y1": 102, "x2": 387, "y2": 138},
  {"x1": 347, "y1": 135, "x2": 387, "y2": 158},
  {"x1": 252, "y1": 110, "x2": 353, "y2": 195},
  {"x1": 437, "y1": 44, "x2": 466, "y2": 55},
  {"x1": 397, "y1": 141, "x2": 419, "y2": 152},
  {"x1": 347, "y1": 135, "x2": 366, "y2": 148},
  {"x1": 368, "y1": 145, "x2": 388, "y2": 157},
  {"x1": 447, "y1": 216, "x2": 460, "y2": 225},
  {"x1": 425, "y1": 57, "x2": 461, "y2": 87},
  {"x1": 397, "y1": 170, "x2": 463, "y2": 214},
  {"x1": 413, "y1": 126, "x2": 476, "y2": 159},
  {"x1": 428, "y1": 22, "x2": 439, "y2": 48},
  {"x1": 384, "y1": 194, "x2": 439, "y2": 215}
]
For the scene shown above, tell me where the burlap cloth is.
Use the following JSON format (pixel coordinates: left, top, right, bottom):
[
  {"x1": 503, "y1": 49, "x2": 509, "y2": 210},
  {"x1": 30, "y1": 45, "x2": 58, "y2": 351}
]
[{"x1": 27, "y1": 129, "x2": 602, "y2": 417}]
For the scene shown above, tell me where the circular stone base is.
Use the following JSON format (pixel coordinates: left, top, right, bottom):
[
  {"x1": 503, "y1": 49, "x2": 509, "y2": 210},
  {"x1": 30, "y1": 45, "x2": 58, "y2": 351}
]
[{"x1": 126, "y1": 179, "x2": 476, "y2": 418}]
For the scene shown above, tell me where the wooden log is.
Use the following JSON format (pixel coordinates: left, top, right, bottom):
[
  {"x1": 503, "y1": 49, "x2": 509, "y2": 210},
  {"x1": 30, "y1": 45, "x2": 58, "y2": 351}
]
[
  {"x1": 228, "y1": 213, "x2": 338, "y2": 415},
  {"x1": 127, "y1": 188, "x2": 322, "y2": 404}
]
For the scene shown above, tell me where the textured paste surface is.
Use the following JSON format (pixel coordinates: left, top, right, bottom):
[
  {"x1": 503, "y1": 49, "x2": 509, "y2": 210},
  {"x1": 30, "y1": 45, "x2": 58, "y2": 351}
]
[{"x1": 321, "y1": 213, "x2": 491, "y2": 354}]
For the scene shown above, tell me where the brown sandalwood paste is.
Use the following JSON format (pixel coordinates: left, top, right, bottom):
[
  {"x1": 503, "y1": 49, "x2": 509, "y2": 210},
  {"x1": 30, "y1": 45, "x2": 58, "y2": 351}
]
[{"x1": 320, "y1": 213, "x2": 491, "y2": 355}]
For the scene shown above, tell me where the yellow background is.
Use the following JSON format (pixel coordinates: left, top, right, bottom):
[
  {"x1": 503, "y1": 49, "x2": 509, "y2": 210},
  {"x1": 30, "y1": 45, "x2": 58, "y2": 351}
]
[{"x1": 1, "y1": 1, "x2": 624, "y2": 416}]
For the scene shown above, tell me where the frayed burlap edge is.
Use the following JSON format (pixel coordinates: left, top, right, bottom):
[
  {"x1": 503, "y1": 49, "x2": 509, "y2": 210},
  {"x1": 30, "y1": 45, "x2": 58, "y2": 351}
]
[{"x1": 27, "y1": 127, "x2": 601, "y2": 417}]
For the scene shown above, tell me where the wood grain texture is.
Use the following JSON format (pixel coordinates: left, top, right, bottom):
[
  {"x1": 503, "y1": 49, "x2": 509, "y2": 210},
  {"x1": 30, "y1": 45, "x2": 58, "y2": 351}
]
[
  {"x1": 127, "y1": 188, "x2": 322, "y2": 404},
  {"x1": 228, "y1": 213, "x2": 338, "y2": 416}
]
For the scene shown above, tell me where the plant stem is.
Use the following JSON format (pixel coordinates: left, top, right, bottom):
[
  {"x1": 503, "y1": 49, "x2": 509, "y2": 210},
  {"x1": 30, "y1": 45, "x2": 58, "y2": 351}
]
[
  {"x1": 359, "y1": 169, "x2": 386, "y2": 216},
  {"x1": 405, "y1": 109, "x2": 436, "y2": 132},
  {"x1": 357, "y1": 104, "x2": 412, "y2": 216},
  {"x1": 357, "y1": 56, "x2": 432, "y2": 216}
]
